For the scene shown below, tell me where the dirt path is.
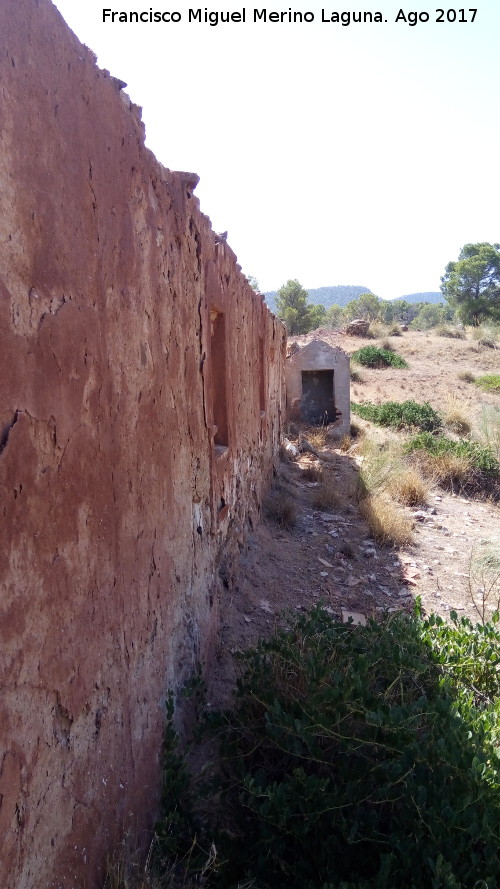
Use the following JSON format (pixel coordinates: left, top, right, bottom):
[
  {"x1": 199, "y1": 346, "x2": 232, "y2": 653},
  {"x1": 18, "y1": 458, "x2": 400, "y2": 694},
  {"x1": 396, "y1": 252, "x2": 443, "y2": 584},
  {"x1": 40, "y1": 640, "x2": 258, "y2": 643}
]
[
  {"x1": 211, "y1": 438, "x2": 499, "y2": 704},
  {"x1": 211, "y1": 327, "x2": 499, "y2": 704}
]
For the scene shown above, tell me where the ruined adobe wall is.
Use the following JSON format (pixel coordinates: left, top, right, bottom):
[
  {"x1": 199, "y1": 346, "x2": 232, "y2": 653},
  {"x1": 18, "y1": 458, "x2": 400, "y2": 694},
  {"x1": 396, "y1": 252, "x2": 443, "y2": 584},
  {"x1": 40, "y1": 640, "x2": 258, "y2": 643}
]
[{"x1": 0, "y1": 3, "x2": 285, "y2": 886}]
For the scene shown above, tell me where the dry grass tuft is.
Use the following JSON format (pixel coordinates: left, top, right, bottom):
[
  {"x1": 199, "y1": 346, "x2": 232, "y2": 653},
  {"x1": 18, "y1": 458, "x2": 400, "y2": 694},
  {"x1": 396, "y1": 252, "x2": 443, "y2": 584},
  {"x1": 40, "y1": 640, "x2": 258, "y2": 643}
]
[
  {"x1": 355, "y1": 438, "x2": 399, "y2": 494},
  {"x1": 474, "y1": 405, "x2": 500, "y2": 460},
  {"x1": 411, "y1": 451, "x2": 472, "y2": 488},
  {"x1": 368, "y1": 322, "x2": 387, "y2": 339},
  {"x1": 312, "y1": 472, "x2": 342, "y2": 511},
  {"x1": 339, "y1": 435, "x2": 352, "y2": 452},
  {"x1": 436, "y1": 325, "x2": 466, "y2": 339},
  {"x1": 443, "y1": 394, "x2": 472, "y2": 435},
  {"x1": 387, "y1": 323, "x2": 403, "y2": 336},
  {"x1": 350, "y1": 368, "x2": 364, "y2": 383},
  {"x1": 265, "y1": 488, "x2": 298, "y2": 528},
  {"x1": 103, "y1": 837, "x2": 183, "y2": 889},
  {"x1": 471, "y1": 326, "x2": 498, "y2": 350},
  {"x1": 458, "y1": 370, "x2": 476, "y2": 383},
  {"x1": 380, "y1": 338, "x2": 396, "y2": 352},
  {"x1": 477, "y1": 337, "x2": 497, "y2": 350},
  {"x1": 299, "y1": 463, "x2": 322, "y2": 482},
  {"x1": 385, "y1": 469, "x2": 429, "y2": 506},
  {"x1": 304, "y1": 428, "x2": 329, "y2": 449},
  {"x1": 358, "y1": 493, "x2": 414, "y2": 546},
  {"x1": 350, "y1": 421, "x2": 364, "y2": 439}
]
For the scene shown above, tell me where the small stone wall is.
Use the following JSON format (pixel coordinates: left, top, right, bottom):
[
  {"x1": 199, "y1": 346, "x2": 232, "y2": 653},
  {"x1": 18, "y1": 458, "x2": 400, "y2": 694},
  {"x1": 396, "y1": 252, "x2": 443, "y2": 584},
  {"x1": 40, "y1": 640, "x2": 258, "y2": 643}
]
[
  {"x1": 285, "y1": 338, "x2": 350, "y2": 437},
  {"x1": 0, "y1": 3, "x2": 285, "y2": 886}
]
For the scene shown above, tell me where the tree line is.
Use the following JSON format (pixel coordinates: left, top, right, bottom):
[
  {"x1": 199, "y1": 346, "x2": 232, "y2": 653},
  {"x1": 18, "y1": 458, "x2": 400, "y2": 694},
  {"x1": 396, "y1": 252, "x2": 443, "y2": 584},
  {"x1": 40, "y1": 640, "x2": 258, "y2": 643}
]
[{"x1": 268, "y1": 242, "x2": 500, "y2": 335}]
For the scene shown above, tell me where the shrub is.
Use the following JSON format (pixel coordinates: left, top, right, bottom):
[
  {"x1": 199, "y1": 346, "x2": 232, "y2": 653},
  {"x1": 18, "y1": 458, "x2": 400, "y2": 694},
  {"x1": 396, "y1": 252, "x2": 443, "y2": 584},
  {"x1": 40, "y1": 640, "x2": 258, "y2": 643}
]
[
  {"x1": 187, "y1": 607, "x2": 500, "y2": 889},
  {"x1": 351, "y1": 399, "x2": 442, "y2": 431},
  {"x1": 443, "y1": 393, "x2": 472, "y2": 435},
  {"x1": 387, "y1": 322, "x2": 403, "y2": 336},
  {"x1": 475, "y1": 374, "x2": 500, "y2": 392},
  {"x1": 410, "y1": 304, "x2": 448, "y2": 330},
  {"x1": 406, "y1": 432, "x2": 499, "y2": 474},
  {"x1": 351, "y1": 346, "x2": 408, "y2": 368},
  {"x1": 406, "y1": 433, "x2": 499, "y2": 496}
]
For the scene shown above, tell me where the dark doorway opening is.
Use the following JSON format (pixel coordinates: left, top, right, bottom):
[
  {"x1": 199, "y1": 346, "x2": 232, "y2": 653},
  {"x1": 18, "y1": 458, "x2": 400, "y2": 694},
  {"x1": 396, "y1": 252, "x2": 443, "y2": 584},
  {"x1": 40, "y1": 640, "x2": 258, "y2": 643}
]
[{"x1": 301, "y1": 370, "x2": 335, "y2": 425}]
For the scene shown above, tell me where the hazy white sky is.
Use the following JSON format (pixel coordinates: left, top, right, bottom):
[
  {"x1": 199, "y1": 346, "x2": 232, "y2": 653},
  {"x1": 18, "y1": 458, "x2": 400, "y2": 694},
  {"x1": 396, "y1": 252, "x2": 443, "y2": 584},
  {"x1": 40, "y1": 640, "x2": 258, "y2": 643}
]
[{"x1": 52, "y1": 0, "x2": 499, "y2": 298}]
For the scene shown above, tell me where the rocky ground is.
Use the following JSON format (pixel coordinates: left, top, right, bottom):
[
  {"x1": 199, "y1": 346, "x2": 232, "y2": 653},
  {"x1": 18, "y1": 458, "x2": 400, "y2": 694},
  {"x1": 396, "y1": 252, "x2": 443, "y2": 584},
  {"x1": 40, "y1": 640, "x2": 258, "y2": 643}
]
[{"x1": 210, "y1": 327, "x2": 499, "y2": 704}]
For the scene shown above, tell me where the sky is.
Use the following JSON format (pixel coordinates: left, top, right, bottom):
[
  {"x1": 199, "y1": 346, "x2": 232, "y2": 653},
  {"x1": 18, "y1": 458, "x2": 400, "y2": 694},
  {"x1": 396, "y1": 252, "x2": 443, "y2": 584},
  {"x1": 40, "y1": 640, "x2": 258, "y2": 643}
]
[{"x1": 52, "y1": 0, "x2": 500, "y2": 299}]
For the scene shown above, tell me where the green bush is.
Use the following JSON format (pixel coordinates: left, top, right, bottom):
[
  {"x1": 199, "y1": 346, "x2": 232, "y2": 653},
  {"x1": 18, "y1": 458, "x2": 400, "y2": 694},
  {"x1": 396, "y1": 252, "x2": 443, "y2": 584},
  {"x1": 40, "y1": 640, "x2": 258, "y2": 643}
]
[
  {"x1": 475, "y1": 374, "x2": 500, "y2": 392},
  {"x1": 155, "y1": 607, "x2": 500, "y2": 889},
  {"x1": 351, "y1": 400, "x2": 441, "y2": 431},
  {"x1": 405, "y1": 432, "x2": 499, "y2": 474},
  {"x1": 351, "y1": 346, "x2": 408, "y2": 368},
  {"x1": 409, "y1": 304, "x2": 448, "y2": 330}
]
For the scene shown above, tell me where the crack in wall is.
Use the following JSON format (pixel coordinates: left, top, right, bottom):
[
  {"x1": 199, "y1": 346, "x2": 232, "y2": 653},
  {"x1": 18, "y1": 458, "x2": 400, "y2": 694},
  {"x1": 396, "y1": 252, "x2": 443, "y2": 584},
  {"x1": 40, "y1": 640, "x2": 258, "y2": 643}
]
[{"x1": 0, "y1": 410, "x2": 19, "y2": 455}]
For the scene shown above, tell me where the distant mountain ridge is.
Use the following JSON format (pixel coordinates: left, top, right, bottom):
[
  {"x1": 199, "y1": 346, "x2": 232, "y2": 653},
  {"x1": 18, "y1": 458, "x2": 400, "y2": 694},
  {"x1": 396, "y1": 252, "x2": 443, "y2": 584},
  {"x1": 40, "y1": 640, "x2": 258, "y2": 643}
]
[
  {"x1": 395, "y1": 292, "x2": 444, "y2": 305},
  {"x1": 264, "y1": 285, "x2": 444, "y2": 313}
]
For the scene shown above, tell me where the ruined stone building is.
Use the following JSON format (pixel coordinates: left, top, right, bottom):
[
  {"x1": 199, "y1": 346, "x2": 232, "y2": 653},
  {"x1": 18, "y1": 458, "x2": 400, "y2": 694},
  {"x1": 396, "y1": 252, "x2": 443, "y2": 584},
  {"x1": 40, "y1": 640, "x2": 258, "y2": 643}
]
[
  {"x1": 286, "y1": 338, "x2": 350, "y2": 437},
  {"x1": 0, "y1": 2, "x2": 285, "y2": 886}
]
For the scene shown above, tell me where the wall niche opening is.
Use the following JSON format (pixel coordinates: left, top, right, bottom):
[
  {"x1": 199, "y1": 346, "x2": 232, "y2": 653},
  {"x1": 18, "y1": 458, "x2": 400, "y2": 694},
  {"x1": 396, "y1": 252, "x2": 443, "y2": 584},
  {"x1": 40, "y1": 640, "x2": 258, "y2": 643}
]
[
  {"x1": 258, "y1": 335, "x2": 266, "y2": 415},
  {"x1": 210, "y1": 307, "x2": 229, "y2": 451}
]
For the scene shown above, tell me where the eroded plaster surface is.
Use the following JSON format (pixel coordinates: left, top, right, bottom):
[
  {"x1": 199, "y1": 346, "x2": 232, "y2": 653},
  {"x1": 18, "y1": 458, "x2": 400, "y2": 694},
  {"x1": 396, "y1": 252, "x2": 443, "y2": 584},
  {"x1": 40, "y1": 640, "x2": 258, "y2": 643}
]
[{"x1": 0, "y1": 3, "x2": 285, "y2": 886}]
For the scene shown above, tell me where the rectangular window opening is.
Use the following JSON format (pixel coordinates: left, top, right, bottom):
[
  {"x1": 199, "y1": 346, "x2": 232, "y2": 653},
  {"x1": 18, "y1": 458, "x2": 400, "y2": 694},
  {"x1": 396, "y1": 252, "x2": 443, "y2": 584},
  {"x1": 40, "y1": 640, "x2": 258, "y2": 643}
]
[
  {"x1": 259, "y1": 336, "x2": 266, "y2": 415},
  {"x1": 210, "y1": 308, "x2": 229, "y2": 450}
]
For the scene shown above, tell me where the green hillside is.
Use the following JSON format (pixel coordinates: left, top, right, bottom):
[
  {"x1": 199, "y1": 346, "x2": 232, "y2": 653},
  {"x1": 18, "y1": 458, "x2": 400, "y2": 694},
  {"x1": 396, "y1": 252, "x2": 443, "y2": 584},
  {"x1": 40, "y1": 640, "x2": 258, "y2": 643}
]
[
  {"x1": 265, "y1": 286, "x2": 444, "y2": 314},
  {"x1": 264, "y1": 285, "x2": 373, "y2": 313},
  {"x1": 395, "y1": 292, "x2": 444, "y2": 305}
]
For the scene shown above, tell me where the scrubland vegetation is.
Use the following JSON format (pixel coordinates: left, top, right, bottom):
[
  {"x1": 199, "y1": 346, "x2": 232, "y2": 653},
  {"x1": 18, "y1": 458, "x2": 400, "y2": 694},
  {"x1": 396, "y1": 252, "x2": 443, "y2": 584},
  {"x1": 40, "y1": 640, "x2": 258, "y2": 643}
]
[
  {"x1": 351, "y1": 346, "x2": 408, "y2": 369},
  {"x1": 106, "y1": 243, "x2": 500, "y2": 887},
  {"x1": 475, "y1": 374, "x2": 500, "y2": 392},
  {"x1": 107, "y1": 604, "x2": 500, "y2": 889}
]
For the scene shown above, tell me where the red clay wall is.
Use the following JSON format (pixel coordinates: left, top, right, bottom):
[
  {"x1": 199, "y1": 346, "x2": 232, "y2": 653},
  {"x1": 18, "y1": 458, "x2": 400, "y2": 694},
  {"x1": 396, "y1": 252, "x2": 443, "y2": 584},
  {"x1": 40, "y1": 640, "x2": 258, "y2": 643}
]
[{"x1": 0, "y1": 3, "x2": 285, "y2": 886}]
